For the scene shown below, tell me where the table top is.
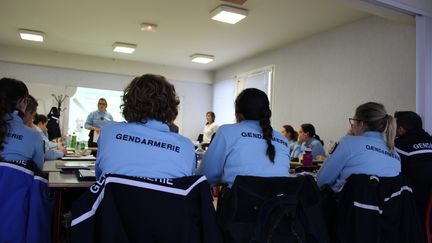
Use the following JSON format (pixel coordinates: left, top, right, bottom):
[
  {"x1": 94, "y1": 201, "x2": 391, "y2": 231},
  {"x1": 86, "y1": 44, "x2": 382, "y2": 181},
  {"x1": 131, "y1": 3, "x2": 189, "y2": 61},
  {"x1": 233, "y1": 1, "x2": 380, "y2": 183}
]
[{"x1": 48, "y1": 172, "x2": 94, "y2": 188}]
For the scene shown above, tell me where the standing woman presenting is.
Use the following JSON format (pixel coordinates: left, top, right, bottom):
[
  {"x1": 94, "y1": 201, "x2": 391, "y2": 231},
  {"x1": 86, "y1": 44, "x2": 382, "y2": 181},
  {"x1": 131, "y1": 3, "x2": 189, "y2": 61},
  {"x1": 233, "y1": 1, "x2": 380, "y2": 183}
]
[
  {"x1": 84, "y1": 98, "x2": 113, "y2": 148},
  {"x1": 0, "y1": 78, "x2": 44, "y2": 169},
  {"x1": 202, "y1": 111, "x2": 218, "y2": 145}
]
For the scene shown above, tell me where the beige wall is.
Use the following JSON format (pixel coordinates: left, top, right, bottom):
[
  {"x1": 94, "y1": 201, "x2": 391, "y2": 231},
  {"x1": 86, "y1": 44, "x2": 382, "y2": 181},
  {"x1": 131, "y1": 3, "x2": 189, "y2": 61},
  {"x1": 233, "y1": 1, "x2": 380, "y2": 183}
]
[{"x1": 214, "y1": 16, "x2": 416, "y2": 144}]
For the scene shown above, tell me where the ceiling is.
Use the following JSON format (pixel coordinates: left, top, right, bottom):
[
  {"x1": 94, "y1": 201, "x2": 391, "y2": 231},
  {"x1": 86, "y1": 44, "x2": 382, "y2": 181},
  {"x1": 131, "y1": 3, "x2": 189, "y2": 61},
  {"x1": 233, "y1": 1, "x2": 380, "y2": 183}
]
[{"x1": 0, "y1": 0, "x2": 370, "y2": 71}]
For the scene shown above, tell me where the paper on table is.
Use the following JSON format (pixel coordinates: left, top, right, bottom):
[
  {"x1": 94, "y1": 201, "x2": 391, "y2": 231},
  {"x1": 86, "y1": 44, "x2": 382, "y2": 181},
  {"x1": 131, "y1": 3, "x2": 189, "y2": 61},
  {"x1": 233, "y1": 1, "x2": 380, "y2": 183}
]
[
  {"x1": 92, "y1": 131, "x2": 99, "y2": 143},
  {"x1": 60, "y1": 155, "x2": 96, "y2": 161}
]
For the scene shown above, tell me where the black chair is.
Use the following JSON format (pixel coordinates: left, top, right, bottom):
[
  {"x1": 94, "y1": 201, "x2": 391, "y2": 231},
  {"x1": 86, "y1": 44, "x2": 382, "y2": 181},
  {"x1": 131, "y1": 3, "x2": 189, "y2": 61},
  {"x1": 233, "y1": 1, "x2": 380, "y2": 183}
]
[
  {"x1": 426, "y1": 192, "x2": 432, "y2": 243},
  {"x1": 197, "y1": 134, "x2": 203, "y2": 143},
  {"x1": 71, "y1": 174, "x2": 223, "y2": 243},
  {"x1": 333, "y1": 174, "x2": 422, "y2": 243},
  {"x1": 216, "y1": 175, "x2": 329, "y2": 243}
]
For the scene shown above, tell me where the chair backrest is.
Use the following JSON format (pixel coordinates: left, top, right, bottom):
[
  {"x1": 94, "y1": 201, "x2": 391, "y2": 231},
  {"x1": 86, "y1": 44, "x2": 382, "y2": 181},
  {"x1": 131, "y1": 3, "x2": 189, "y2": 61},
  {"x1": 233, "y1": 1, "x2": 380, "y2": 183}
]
[
  {"x1": 426, "y1": 192, "x2": 432, "y2": 243},
  {"x1": 0, "y1": 160, "x2": 53, "y2": 243},
  {"x1": 217, "y1": 175, "x2": 329, "y2": 243},
  {"x1": 71, "y1": 174, "x2": 223, "y2": 243},
  {"x1": 336, "y1": 174, "x2": 422, "y2": 243}
]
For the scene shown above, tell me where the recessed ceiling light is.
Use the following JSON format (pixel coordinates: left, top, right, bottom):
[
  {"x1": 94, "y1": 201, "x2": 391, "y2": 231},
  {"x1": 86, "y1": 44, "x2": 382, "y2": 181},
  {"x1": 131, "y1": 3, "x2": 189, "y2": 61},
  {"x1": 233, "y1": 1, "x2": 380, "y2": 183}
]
[
  {"x1": 141, "y1": 23, "x2": 158, "y2": 32},
  {"x1": 191, "y1": 54, "x2": 214, "y2": 64},
  {"x1": 112, "y1": 42, "x2": 137, "y2": 54},
  {"x1": 19, "y1": 29, "x2": 45, "y2": 42},
  {"x1": 210, "y1": 4, "x2": 248, "y2": 24}
]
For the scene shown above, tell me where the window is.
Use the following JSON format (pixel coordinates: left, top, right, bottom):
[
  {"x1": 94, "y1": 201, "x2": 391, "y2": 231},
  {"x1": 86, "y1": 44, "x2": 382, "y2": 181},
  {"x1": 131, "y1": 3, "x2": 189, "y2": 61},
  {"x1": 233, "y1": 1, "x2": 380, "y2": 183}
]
[
  {"x1": 68, "y1": 87, "x2": 124, "y2": 140},
  {"x1": 235, "y1": 65, "x2": 274, "y2": 106}
]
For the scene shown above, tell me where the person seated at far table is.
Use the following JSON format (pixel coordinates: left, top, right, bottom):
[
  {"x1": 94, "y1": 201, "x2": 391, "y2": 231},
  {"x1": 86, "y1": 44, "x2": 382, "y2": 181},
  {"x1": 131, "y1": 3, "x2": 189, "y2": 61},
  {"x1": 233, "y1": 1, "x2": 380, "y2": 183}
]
[
  {"x1": 394, "y1": 111, "x2": 432, "y2": 233},
  {"x1": 316, "y1": 102, "x2": 400, "y2": 192},
  {"x1": 95, "y1": 74, "x2": 196, "y2": 180},
  {"x1": 33, "y1": 114, "x2": 67, "y2": 160},
  {"x1": 196, "y1": 88, "x2": 290, "y2": 187},
  {"x1": 281, "y1": 124, "x2": 298, "y2": 152},
  {"x1": 291, "y1": 123, "x2": 326, "y2": 160}
]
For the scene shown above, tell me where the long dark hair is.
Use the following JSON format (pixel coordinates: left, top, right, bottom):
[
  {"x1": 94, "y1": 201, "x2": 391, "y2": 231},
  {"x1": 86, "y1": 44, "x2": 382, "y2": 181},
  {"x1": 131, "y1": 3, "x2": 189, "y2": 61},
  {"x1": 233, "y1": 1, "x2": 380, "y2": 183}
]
[
  {"x1": 301, "y1": 123, "x2": 323, "y2": 145},
  {"x1": 206, "y1": 111, "x2": 215, "y2": 125},
  {"x1": 282, "y1": 125, "x2": 298, "y2": 140},
  {"x1": 235, "y1": 88, "x2": 275, "y2": 162},
  {"x1": 0, "y1": 78, "x2": 29, "y2": 150}
]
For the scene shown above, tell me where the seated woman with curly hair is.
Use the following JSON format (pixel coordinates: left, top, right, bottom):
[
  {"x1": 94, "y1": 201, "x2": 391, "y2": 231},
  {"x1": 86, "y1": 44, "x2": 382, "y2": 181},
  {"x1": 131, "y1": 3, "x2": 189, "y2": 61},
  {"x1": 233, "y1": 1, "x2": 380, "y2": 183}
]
[{"x1": 95, "y1": 74, "x2": 196, "y2": 180}]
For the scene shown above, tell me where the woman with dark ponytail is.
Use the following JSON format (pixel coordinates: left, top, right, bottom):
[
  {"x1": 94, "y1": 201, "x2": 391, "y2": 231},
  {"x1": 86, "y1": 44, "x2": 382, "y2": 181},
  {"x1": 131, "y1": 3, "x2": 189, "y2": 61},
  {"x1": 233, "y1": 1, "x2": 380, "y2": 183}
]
[
  {"x1": 291, "y1": 123, "x2": 326, "y2": 160},
  {"x1": 0, "y1": 78, "x2": 44, "y2": 169},
  {"x1": 197, "y1": 88, "x2": 290, "y2": 187}
]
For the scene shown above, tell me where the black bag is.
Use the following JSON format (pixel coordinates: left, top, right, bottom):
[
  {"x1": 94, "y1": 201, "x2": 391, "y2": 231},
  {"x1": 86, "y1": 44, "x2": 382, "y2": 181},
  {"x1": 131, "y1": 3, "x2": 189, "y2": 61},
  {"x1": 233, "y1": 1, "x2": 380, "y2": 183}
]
[{"x1": 217, "y1": 175, "x2": 328, "y2": 243}]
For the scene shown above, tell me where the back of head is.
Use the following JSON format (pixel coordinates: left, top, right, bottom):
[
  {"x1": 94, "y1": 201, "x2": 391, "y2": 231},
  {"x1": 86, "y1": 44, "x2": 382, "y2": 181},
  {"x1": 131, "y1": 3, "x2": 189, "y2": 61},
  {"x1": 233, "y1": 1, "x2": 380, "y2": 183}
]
[
  {"x1": 394, "y1": 111, "x2": 422, "y2": 131},
  {"x1": 283, "y1": 125, "x2": 298, "y2": 140},
  {"x1": 33, "y1": 114, "x2": 48, "y2": 125},
  {"x1": 354, "y1": 102, "x2": 396, "y2": 152},
  {"x1": 122, "y1": 74, "x2": 179, "y2": 124},
  {"x1": 25, "y1": 95, "x2": 38, "y2": 114},
  {"x1": 235, "y1": 88, "x2": 275, "y2": 162},
  {"x1": 301, "y1": 123, "x2": 323, "y2": 145},
  {"x1": 0, "y1": 78, "x2": 29, "y2": 150}
]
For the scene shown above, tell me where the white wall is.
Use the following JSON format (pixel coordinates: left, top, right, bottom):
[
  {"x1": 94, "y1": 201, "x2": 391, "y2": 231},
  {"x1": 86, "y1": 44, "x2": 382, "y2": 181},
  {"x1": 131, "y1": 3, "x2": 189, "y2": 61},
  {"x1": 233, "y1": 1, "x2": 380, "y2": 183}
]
[
  {"x1": 0, "y1": 61, "x2": 212, "y2": 140},
  {"x1": 214, "y1": 16, "x2": 416, "y2": 144}
]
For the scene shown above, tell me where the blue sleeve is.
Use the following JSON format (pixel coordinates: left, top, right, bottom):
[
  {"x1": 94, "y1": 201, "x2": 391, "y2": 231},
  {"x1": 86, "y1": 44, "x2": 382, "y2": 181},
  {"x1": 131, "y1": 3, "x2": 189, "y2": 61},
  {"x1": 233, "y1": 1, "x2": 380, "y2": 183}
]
[
  {"x1": 32, "y1": 134, "x2": 45, "y2": 170},
  {"x1": 316, "y1": 138, "x2": 350, "y2": 189},
  {"x1": 196, "y1": 131, "x2": 227, "y2": 186},
  {"x1": 44, "y1": 149, "x2": 64, "y2": 161},
  {"x1": 311, "y1": 141, "x2": 326, "y2": 159},
  {"x1": 95, "y1": 127, "x2": 104, "y2": 180},
  {"x1": 108, "y1": 113, "x2": 114, "y2": 122},
  {"x1": 84, "y1": 112, "x2": 94, "y2": 129},
  {"x1": 291, "y1": 142, "x2": 303, "y2": 158}
]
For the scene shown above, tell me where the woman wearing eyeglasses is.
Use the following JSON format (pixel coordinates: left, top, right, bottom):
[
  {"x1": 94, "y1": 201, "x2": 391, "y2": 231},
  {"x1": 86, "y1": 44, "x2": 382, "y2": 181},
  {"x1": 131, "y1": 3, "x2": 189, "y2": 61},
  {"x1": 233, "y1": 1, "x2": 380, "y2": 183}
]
[
  {"x1": 84, "y1": 98, "x2": 114, "y2": 148},
  {"x1": 0, "y1": 78, "x2": 44, "y2": 169},
  {"x1": 316, "y1": 102, "x2": 400, "y2": 192}
]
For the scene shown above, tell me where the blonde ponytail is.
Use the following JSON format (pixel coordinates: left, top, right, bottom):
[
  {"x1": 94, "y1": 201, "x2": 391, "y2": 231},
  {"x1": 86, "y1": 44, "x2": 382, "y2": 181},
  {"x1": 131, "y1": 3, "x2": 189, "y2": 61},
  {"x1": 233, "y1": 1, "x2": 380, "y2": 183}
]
[{"x1": 384, "y1": 115, "x2": 396, "y2": 153}]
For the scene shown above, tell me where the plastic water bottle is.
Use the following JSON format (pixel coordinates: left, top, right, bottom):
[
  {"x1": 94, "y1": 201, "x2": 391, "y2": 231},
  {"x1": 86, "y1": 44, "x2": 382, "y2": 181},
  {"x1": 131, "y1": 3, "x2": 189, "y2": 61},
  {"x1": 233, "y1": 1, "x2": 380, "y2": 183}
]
[
  {"x1": 195, "y1": 145, "x2": 205, "y2": 168},
  {"x1": 65, "y1": 134, "x2": 71, "y2": 148},
  {"x1": 70, "y1": 132, "x2": 77, "y2": 149},
  {"x1": 302, "y1": 147, "x2": 313, "y2": 166}
]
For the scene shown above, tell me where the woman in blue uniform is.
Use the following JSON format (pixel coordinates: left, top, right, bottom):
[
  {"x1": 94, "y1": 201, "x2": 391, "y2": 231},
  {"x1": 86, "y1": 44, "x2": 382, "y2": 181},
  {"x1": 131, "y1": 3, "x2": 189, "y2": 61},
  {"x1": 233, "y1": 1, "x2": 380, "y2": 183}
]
[
  {"x1": 84, "y1": 97, "x2": 114, "y2": 148},
  {"x1": 281, "y1": 124, "x2": 298, "y2": 152},
  {"x1": 95, "y1": 74, "x2": 196, "y2": 180},
  {"x1": 33, "y1": 114, "x2": 66, "y2": 160},
  {"x1": 291, "y1": 123, "x2": 326, "y2": 160},
  {"x1": 0, "y1": 78, "x2": 44, "y2": 169},
  {"x1": 316, "y1": 102, "x2": 400, "y2": 192},
  {"x1": 197, "y1": 88, "x2": 290, "y2": 187}
]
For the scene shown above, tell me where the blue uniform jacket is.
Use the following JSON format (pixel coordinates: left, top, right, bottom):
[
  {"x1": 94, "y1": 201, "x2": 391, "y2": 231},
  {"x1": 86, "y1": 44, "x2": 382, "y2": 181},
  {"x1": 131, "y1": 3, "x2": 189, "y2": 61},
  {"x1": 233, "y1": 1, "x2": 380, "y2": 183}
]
[
  {"x1": 35, "y1": 126, "x2": 64, "y2": 160},
  {"x1": 84, "y1": 110, "x2": 114, "y2": 130},
  {"x1": 0, "y1": 160, "x2": 54, "y2": 243},
  {"x1": 316, "y1": 131, "x2": 401, "y2": 192},
  {"x1": 196, "y1": 120, "x2": 290, "y2": 187},
  {"x1": 291, "y1": 137, "x2": 326, "y2": 159},
  {"x1": 96, "y1": 120, "x2": 196, "y2": 180},
  {"x1": 0, "y1": 112, "x2": 44, "y2": 169}
]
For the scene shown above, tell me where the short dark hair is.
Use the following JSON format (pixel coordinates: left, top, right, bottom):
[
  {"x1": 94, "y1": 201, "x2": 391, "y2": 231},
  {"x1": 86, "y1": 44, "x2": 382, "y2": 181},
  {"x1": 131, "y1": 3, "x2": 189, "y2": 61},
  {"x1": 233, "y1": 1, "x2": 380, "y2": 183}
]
[
  {"x1": 33, "y1": 114, "x2": 48, "y2": 125},
  {"x1": 25, "y1": 95, "x2": 38, "y2": 114},
  {"x1": 121, "y1": 74, "x2": 179, "y2": 123},
  {"x1": 394, "y1": 111, "x2": 422, "y2": 131}
]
